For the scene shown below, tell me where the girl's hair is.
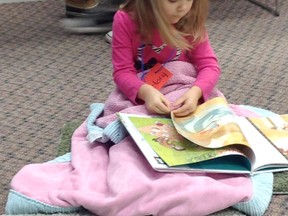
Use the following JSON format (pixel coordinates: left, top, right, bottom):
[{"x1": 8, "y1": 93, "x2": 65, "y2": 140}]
[{"x1": 120, "y1": 0, "x2": 209, "y2": 50}]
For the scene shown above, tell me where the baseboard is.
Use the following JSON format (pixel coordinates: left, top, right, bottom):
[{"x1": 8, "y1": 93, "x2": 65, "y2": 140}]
[{"x1": 0, "y1": 0, "x2": 44, "y2": 4}]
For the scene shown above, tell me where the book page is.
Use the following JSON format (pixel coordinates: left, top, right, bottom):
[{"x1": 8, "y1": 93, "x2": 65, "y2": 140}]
[
  {"x1": 119, "y1": 113, "x2": 248, "y2": 167},
  {"x1": 237, "y1": 116, "x2": 288, "y2": 172},
  {"x1": 118, "y1": 114, "x2": 172, "y2": 170},
  {"x1": 249, "y1": 114, "x2": 288, "y2": 158},
  {"x1": 172, "y1": 97, "x2": 250, "y2": 148}
]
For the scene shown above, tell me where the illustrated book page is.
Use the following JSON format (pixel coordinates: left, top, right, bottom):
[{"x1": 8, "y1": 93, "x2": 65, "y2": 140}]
[
  {"x1": 118, "y1": 113, "x2": 252, "y2": 174},
  {"x1": 118, "y1": 97, "x2": 288, "y2": 174}
]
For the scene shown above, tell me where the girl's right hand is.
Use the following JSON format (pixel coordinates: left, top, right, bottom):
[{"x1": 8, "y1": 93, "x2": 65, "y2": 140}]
[{"x1": 137, "y1": 84, "x2": 171, "y2": 115}]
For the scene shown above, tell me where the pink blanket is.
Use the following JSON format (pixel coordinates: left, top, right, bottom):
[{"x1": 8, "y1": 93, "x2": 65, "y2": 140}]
[
  {"x1": 96, "y1": 61, "x2": 223, "y2": 128},
  {"x1": 6, "y1": 61, "x2": 273, "y2": 216}
]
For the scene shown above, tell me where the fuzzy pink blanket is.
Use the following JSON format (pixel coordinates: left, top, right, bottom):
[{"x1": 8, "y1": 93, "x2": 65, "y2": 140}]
[
  {"x1": 96, "y1": 61, "x2": 223, "y2": 128},
  {"x1": 6, "y1": 61, "x2": 273, "y2": 216}
]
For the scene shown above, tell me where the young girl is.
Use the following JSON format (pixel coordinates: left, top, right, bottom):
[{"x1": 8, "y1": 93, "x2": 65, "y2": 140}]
[
  {"x1": 6, "y1": 2, "x2": 272, "y2": 215},
  {"x1": 112, "y1": 0, "x2": 221, "y2": 117}
]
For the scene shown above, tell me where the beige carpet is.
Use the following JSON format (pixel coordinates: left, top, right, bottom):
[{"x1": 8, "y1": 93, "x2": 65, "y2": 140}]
[{"x1": 1, "y1": 0, "x2": 288, "y2": 215}]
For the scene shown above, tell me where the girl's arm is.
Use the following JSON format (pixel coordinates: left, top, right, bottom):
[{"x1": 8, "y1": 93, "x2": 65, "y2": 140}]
[
  {"x1": 173, "y1": 35, "x2": 221, "y2": 116},
  {"x1": 112, "y1": 11, "x2": 144, "y2": 104},
  {"x1": 189, "y1": 35, "x2": 221, "y2": 101},
  {"x1": 112, "y1": 11, "x2": 170, "y2": 114}
]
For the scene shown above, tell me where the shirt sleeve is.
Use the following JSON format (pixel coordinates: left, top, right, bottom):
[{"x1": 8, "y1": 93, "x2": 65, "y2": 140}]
[
  {"x1": 188, "y1": 35, "x2": 221, "y2": 101},
  {"x1": 112, "y1": 11, "x2": 144, "y2": 104}
]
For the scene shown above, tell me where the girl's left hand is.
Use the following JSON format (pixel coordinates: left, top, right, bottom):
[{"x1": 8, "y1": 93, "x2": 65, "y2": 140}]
[{"x1": 172, "y1": 86, "x2": 202, "y2": 117}]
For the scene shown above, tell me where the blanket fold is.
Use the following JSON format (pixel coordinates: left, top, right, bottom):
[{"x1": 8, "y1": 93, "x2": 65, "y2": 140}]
[{"x1": 86, "y1": 103, "x2": 128, "y2": 144}]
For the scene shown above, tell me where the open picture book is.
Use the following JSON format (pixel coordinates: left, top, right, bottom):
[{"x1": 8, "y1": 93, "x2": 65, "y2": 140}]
[{"x1": 118, "y1": 97, "x2": 288, "y2": 175}]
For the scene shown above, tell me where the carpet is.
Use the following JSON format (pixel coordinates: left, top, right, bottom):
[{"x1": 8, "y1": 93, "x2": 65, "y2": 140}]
[
  {"x1": 58, "y1": 121, "x2": 288, "y2": 195},
  {"x1": 2, "y1": 0, "x2": 288, "y2": 214}
]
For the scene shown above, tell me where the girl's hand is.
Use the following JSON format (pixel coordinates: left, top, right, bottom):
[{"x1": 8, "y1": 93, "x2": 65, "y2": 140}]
[
  {"x1": 138, "y1": 84, "x2": 171, "y2": 114},
  {"x1": 172, "y1": 86, "x2": 202, "y2": 117}
]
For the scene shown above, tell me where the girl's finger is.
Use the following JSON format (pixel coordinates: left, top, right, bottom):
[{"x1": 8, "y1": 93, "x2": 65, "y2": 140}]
[
  {"x1": 173, "y1": 97, "x2": 184, "y2": 107},
  {"x1": 173, "y1": 104, "x2": 194, "y2": 117},
  {"x1": 161, "y1": 96, "x2": 170, "y2": 108},
  {"x1": 158, "y1": 103, "x2": 170, "y2": 114}
]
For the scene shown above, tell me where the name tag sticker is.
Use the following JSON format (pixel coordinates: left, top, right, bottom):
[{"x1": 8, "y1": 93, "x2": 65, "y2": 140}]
[{"x1": 144, "y1": 63, "x2": 173, "y2": 90}]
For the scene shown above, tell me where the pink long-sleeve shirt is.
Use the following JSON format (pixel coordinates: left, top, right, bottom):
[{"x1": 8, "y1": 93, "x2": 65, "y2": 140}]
[{"x1": 112, "y1": 10, "x2": 221, "y2": 104}]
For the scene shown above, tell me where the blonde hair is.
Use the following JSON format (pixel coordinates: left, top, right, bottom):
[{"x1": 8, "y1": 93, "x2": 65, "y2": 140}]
[{"x1": 121, "y1": 0, "x2": 209, "y2": 50}]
